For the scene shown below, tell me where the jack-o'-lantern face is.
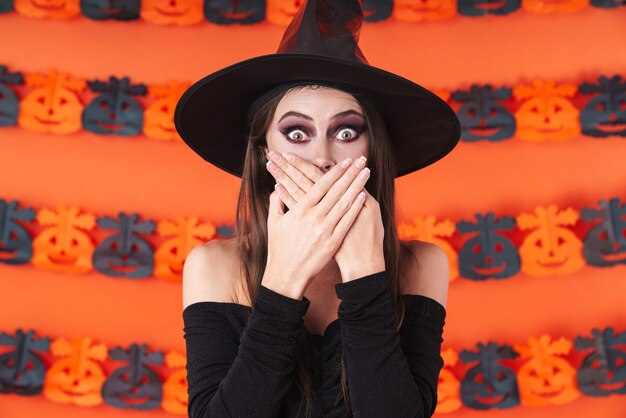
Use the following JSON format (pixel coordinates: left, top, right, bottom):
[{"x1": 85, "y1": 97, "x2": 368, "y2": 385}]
[
  {"x1": 14, "y1": 0, "x2": 80, "y2": 18},
  {"x1": 522, "y1": 0, "x2": 588, "y2": 13},
  {"x1": 514, "y1": 81, "x2": 581, "y2": 141},
  {"x1": 457, "y1": 0, "x2": 521, "y2": 16},
  {"x1": 457, "y1": 213, "x2": 520, "y2": 280},
  {"x1": 452, "y1": 85, "x2": 516, "y2": 142},
  {"x1": 81, "y1": 0, "x2": 141, "y2": 20},
  {"x1": 266, "y1": 0, "x2": 302, "y2": 25},
  {"x1": 581, "y1": 198, "x2": 626, "y2": 267},
  {"x1": 204, "y1": 0, "x2": 266, "y2": 24},
  {"x1": 575, "y1": 328, "x2": 626, "y2": 397},
  {"x1": 0, "y1": 329, "x2": 49, "y2": 395},
  {"x1": 154, "y1": 217, "x2": 215, "y2": 281},
  {"x1": 140, "y1": 0, "x2": 203, "y2": 25},
  {"x1": 517, "y1": 205, "x2": 585, "y2": 277},
  {"x1": 580, "y1": 75, "x2": 626, "y2": 138},
  {"x1": 361, "y1": 0, "x2": 392, "y2": 21},
  {"x1": 0, "y1": 199, "x2": 36, "y2": 265},
  {"x1": 0, "y1": 0, "x2": 13, "y2": 13},
  {"x1": 32, "y1": 207, "x2": 96, "y2": 273},
  {"x1": 18, "y1": 71, "x2": 86, "y2": 134},
  {"x1": 102, "y1": 344, "x2": 164, "y2": 410},
  {"x1": 82, "y1": 76, "x2": 147, "y2": 136},
  {"x1": 43, "y1": 337, "x2": 107, "y2": 406},
  {"x1": 393, "y1": 0, "x2": 456, "y2": 21},
  {"x1": 161, "y1": 351, "x2": 188, "y2": 414},
  {"x1": 435, "y1": 348, "x2": 462, "y2": 413},
  {"x1": 92, "y1": 212, "x2": 156, "y2": 278},
  {"x1": 514, "y1": 336, "x2": 579, "y2": 406},
  {"x1": 0, "y1": 70, "x2": 23, "y2": 126},
  {"x1": 144, "y1": 81, "x2": 190, "y2": 140},
  {"x1": 460, "y1": 342, "x2": 520, "y2": 410}
]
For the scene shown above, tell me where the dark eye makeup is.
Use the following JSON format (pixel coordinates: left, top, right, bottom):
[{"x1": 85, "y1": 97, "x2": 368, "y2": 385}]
[{"x1": 279, "y1": 122, "x2": 367, "y2": 143}]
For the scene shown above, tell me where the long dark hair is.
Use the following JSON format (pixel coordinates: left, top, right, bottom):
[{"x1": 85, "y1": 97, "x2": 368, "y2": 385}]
[{"x1": 234, "y1": 84, "x2": 417, "y2": 417}]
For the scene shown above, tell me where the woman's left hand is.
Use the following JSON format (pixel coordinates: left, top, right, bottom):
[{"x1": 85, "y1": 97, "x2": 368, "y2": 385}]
[{"x1": 266, "y1": 151, "x2": 385, "y2": 282}]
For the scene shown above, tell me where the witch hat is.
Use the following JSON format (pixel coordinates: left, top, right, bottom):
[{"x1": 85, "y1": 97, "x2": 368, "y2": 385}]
[{"x1": 174, "y1": 0, "x2": 460, "y2": 178}]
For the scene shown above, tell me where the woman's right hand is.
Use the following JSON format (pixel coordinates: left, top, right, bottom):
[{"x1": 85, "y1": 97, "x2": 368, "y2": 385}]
[{"x1": 262, "y1": 156, "x2": 370, "y2": 300}]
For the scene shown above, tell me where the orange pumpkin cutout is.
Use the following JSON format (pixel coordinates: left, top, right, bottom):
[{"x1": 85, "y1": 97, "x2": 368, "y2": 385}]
[
  {"x1": 144, "y1": 81, "x2": 191, "y2": 141},
  {"x1": 154, "y1": 216, "x2": 216, "y2": 281},
  {"x1": 43, "y1": 337, "x2": 108, "y2": 406},
  {"x1": 32, "y1": 206, "x2": 96, "y2": 274},
  {"x1": 162, "y1": 351, "x2": 188, "y2": 414},
  {"x1": 517, "y1": 204, "x2": 584, "y2": 277},
  {"x1": 14, "y1": 0, "x2": 80, "y2": 18},
  {"x1": 513, "y1": 80, "x2": 580, "y2": 142},
  {"x1": 398, "y1": 215, "x2": 458, "y2": 282},
  {"x1": 522, "y1": 0, "x2": 588, "y2": 14},
  {"x1": 435, "y1": 348, "x2": 462, "y2": 413},
  {"x1": 18, "y1": 70, "x2": 86, "y2": 134},
  {"x1": 393, "y1": 0, "x2": 456, "y2": 22},
  {"x1": 266, "y1": 0, "x2": 304, "y2": 26},
  {"x1": 513, "y1": 335, "x2": 580, "y2": 406},
  {"x1": 140, "y1": 0, "x2": 204, "y2": 26}
]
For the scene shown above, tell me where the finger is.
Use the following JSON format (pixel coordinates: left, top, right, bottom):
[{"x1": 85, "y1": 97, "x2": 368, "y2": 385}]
[
  {"x1": 268, "y1": 151, "x2": 315, "y2": 197},
  {"x1": 274, "y1": 183, "x2": 297, "y2": 209},
  {"x1": 266, "y1": 160, "x2": 306, "y2": 202},
  {"x1": 280, "y1": 152, "x2": 325, "y2": 184},
  {"x1": 317, "y1": 157, "x2": 369, "y2": 216},
  {"x1": 299, "y1": 156, "x2": 354, "y2": 208},
  {"x1": 331, "y1": 190, "x2": 366, "y2": 242},
  {"x1": 267, "y1": 189, "x2": 285, "y2": 220},
  {"x1": 325, "y1": 165, "x2": 370, "y2": 225}
]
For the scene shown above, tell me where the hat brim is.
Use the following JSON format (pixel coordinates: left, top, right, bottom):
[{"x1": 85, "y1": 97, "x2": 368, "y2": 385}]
[{"x1": 174, "y1": 53, "x2": 461, "y2": 178}]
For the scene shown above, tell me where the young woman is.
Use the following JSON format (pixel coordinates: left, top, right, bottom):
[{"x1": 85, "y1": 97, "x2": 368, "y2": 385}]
[{"x1": 175, "y1": 2, "x2": 461, "y2": 417}]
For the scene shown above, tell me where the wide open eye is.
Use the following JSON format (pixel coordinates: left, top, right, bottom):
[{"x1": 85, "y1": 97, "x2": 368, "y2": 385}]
[
  {"x1": 287, "y1": 129, "x2": 307, "y2": 141},
  {"x1": 337, "y1": 127, "x2": 358, "y2": 141}
]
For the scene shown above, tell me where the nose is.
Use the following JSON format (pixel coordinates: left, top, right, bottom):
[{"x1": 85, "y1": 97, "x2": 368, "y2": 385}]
[{"x1": 310, "y1": 141, "x2": 335, "y2": 173}]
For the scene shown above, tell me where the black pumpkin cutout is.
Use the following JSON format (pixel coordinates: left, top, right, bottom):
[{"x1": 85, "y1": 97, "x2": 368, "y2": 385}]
[
  {"x1": 575, "y1": 327, "x2": 626, "y2": 397},
  {"x1": 457, "y1": 212, "x2": 520, "y2": 280},
  {"x1": 460, "y1": 342, "x2": 520, "y2": 410},
  {"x1": 101, "y1": 343, "x2": 164, "y2": 410},
  {"x1": 0, "y1": 329, "x2": 50, "y2": 395},
  {"x1": 0, "y1": 199, "x2": 36, "y2": 265},
  {"x1": 204, "y1": 0, "x2": 266, "y2": 24},
  {"x1": 0, "y1": 66, "x2": 24, "y2": 127},
  {"x1": 581, "y1": 198, "x2": 626, "y2": 267},
  {"x1": 579, "y1": 75, "x2": 626, "y2": 138},
  {"x1": 82, "y1": 76, "x2": 147, "y2": 136},
  {"x1": 92, "y1": 212, "x2": 156, "y2": 278},
  {"x1": 451, "y1": 84, "x2": 516, "y2": 142}
]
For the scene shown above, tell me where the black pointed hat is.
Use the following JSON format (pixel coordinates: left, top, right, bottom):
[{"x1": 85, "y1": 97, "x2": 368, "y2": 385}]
[{"x1": 174, "y1": 0, "x2": 461, "y2": 178}]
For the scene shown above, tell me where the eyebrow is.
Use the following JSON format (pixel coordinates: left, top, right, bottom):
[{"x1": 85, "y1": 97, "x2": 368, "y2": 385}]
[{"x1": 277, "y1": 109, "x2": 365, "y2": 124}]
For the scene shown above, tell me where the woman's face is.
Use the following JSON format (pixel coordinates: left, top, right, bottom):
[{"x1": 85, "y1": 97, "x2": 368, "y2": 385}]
[{"x1": 264, "y1": 86, "x2": 369, "y2": 173}]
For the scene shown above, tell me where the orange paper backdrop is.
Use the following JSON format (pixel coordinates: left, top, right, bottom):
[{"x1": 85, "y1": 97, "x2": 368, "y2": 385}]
[{"x1": 1, "y1": 7, "x2": 626, "y2": 417}]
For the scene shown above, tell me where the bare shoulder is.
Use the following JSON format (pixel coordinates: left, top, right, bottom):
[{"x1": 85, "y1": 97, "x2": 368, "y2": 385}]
[
  {"x1": 400, "y1": 240, "x2": 449, "y2": 309},
  {"x1": 182, "y1": 238, "x2": 248, "y2": 310}
]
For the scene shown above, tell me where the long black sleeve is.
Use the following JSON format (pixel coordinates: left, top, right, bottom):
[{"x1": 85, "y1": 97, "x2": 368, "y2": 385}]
[
  {"x1": 335, "y1": 270, "x2": 446, "y2": 418},
  {"x1": 183, "y1": 284, "x2": 311, "y2": 418}
]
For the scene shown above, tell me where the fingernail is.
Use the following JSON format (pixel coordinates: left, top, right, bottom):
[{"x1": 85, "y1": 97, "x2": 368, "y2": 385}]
[
  {"x1": 266, "y1": 161, "x2": 278, "y2": 172},
  {"x1": 341, "y1": 157, "x2": 352, "y2": 168},
  {"x1": 282, "y1": 152, "x2": 295, "y2": 163},
  {"x1": 359, "y1": 167, "x2": 370, "y2": 179},
  {"x1": 269, "y1": 151, "x2": 281, "y2": 162},
  {"x1": 355, "y1": 156, "x2": 367, "y2": 169}
]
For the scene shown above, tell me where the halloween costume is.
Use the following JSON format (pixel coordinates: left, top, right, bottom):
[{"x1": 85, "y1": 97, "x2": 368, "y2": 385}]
[
  {"x1": 183, "y1": 270, "x2": 445, "y2": 417},
  {"x1": 178, "y1": 0, "x2": 456, "y2": 416}
]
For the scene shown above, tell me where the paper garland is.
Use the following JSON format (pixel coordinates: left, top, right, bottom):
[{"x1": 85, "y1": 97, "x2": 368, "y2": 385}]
[
  {"x1": 1, "y1": 326, "x2": 624, "y2": 413},
  {"x1": 0, "y1": 0, "x2": 624, "y2": 24},
  {"x1": 2, "y1": 194, "x2": 626, "y2": 283},
  {"x1": 2, "y1": 65, "x2": 626, "y2": 142}
]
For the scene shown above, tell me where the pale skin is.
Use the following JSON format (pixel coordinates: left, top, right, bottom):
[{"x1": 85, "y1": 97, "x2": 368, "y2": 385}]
[
  {"x1": 262, "y1": 86, "x2": 385, "y2": 301},
  {"x1": 182, "y1": 86, "x2": 449, "y2": 336}
]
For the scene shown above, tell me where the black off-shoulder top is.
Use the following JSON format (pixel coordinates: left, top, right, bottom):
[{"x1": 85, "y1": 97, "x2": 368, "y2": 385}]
[{"x1": 182, "y1": 270, "x2": 446, "y2": 418}]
